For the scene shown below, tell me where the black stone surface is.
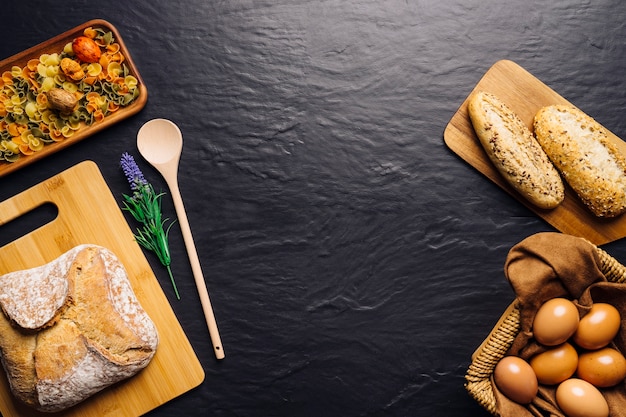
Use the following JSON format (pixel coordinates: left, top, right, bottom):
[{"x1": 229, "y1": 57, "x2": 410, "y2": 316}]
[{"x1": 1, "y1": 1, "x2": 626, "y2": 416}]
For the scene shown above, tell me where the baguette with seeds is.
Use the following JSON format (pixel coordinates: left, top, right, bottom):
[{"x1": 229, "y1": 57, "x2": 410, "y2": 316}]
[
  {"x1": 534, "y1": 104, "x2": 626, "y2": 218},
  {"x1": 468, "y1": 91, "x2": 565, "y2": 209}
]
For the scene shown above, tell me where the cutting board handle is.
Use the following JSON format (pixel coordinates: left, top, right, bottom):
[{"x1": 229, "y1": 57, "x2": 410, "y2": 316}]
[
  {"x1": 0, "y1": 201, "x2": 58, "y2": 248},
  {"x1": 0, "y1": 172, "x2": 70, "y2": 254},
  {"x1": 0, "y1": 195, "x2": 51, "y2": 224}
]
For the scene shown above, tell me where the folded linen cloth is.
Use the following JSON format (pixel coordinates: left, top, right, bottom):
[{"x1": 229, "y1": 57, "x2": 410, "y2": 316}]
[{"x1": 494, "y1": 232, "x2": 626, "y2": 417}]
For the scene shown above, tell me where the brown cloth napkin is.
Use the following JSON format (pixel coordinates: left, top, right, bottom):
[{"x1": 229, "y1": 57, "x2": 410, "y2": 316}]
[{"x1": 494, "y1": 232, "x2": 626, "y2": 417}]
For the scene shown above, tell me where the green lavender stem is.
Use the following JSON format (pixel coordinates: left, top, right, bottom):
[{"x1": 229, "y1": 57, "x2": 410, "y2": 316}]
[{"x1": 166, "y1": 265, "x2": 179, "y2": 300}]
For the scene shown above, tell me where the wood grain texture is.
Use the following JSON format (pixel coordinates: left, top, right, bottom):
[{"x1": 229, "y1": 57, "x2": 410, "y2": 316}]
[
  {"x1": 0, "y1": 161, "x2": 204, "y2": 417},
  {"x1": 0, "y1": 20, "x2": 148, "y2": 178},
  {"x1": 444, "y1": 60, "x2": 626, "y2": 245}
]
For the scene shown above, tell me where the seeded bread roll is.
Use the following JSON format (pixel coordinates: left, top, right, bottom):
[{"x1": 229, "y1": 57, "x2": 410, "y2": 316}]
[
  {"x1": 468, "y1": 91, "x2": 565, "y2": 209},
  {"x1": 534, "y1": 105, "x2": 626, "y2": 218},
  {"x1": 0, "y1": 245, "x2": 158, "y2": 412}
]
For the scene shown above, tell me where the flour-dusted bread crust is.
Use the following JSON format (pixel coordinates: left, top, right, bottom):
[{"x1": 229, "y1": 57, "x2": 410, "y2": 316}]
[
  {"x1": 468, "y1": 91, "x2": 565, "y2": 209},
  {"x1": 0, "y1": 249, "x2": 71, "y2": 330},
  {"x1": 534, "y1": 105, "x2": 626, "y2": 218},
  {"x1": 0, "y1": 245, "x2": 158, "y2": 412}
]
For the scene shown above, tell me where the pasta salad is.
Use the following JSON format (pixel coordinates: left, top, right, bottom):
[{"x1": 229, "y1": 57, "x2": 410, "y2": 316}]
[{"x1": 0, "y1": 26, "x2": 141, "y2": 163}]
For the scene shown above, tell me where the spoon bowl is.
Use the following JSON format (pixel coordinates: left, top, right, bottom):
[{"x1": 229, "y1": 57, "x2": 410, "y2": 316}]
[
  {"x1": 137, "y1": 119, "x2": 224, "y2": 359},
  {"x1": 137, "y1": 119, "x2": 182, "y2": 169}
]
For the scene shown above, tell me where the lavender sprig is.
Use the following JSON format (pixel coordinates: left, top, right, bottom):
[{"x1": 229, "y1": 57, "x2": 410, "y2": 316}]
[{"x1": 120, "y1": 152, "x2": 180, "y2": 299}]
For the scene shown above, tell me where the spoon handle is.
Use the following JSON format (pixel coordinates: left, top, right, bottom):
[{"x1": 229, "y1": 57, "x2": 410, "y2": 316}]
[{"x1": 167, "y1": 178, "x2": 225, "y2": 360}]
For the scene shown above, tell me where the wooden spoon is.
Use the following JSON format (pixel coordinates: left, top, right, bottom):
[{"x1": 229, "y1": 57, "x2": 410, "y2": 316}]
[{"x1": 137, "y1": 118, "x2": 224, "y2": 360}]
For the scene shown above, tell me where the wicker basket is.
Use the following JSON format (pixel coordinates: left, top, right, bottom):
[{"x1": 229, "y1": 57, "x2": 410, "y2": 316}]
[{"x1": 465, "y1": 244, "x2": 626, "y2": 416}]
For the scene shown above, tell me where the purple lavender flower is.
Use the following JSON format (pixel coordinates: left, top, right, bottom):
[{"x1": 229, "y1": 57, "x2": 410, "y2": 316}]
[
  {"x1": 120, "y1": 151, "x2": 180, "y2": 299},
  {"x1": 120, "y1": 152, "x2": 148, "y2": 191}
]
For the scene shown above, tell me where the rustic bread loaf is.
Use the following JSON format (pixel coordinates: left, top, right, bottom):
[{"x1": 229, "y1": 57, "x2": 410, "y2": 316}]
[
  {"x1": 468, "y1": 91, "x2": 565, "y2": 209},
  {"x1": 534, "y1": 104, "x2": 626, "y2": 218},
  {"x1": 0, "y1": 245, "x2": 158, "y2": 412}
]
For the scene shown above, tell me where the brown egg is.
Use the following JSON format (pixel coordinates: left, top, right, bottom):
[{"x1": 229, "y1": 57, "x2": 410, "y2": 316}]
[
  {"x1": 530, "y1": 343, "x2": 578, "y2": 385},
  {"x1": 556, "y1": 378, "x2": 609, "y2": 417},
  {"x1": 573, "y1": 303, "x2": 621, "y2": 350},
  {"x1": 577, "y1": 347, "x2": 626, "y2": 387},
  {"x1": 493, "y1": 356, "x2": 538, "y2": 404},
  {"x1": 533, "y1": 298, "x2": 579, "y2": 346}
]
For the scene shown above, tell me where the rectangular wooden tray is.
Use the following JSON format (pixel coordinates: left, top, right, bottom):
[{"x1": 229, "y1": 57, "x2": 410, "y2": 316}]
[
  {"x1": 444, "y1": 59, "x2": 626, "y2": 245},
  {"x1": 0, "y1": 19, "x2": 147, "y2": 178},
  {"x1": 0, "y1": 161, "x2": 204, "y2": 416}
]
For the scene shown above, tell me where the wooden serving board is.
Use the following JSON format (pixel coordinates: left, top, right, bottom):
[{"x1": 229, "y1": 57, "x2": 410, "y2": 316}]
[
  {"x1": 444, "y1": 59, "x2": 626, "y2": 246},
  {"x1": 0, "y1": 161, "x2": 204, "y2": 416},
  {"x1": 0, "y1": 19, "x2": 148, "y2": 178}
]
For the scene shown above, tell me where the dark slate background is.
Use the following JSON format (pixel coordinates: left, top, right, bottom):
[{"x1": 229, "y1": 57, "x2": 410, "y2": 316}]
[{"x1": 1, "y1": 1, "x2": 625, "y2": 416}]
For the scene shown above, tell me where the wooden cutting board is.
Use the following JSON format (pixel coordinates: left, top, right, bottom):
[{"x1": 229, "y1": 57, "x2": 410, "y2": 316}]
[
  {"x1": 444, "y1": 59, "x2": 626, "y2": 246},
  {"x1": 0, "y1": 161, "x2": 205, "y2": 416}
]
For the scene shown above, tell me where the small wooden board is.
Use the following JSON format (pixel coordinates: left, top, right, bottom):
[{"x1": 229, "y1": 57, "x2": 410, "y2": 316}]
[
  {"x1": 444, "y1": 59, "x2": 626, "y2": 245},
  {"x1": 0, "y1": 161, "x2": 205, "y2": 416},
  {"x1": 0, "y1": 19, "x2": 148, "y2": 178}
]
